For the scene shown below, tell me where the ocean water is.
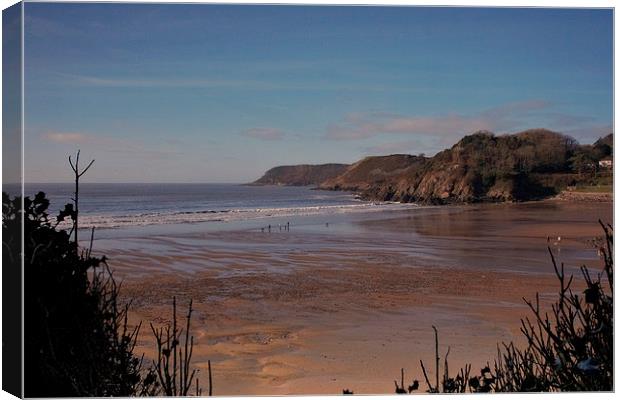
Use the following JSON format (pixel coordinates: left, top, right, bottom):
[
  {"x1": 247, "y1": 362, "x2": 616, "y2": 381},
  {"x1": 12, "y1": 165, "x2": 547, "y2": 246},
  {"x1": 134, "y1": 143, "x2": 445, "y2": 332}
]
[{"x1": 9, "y1": 183, "x2": 415, "y2": 229}]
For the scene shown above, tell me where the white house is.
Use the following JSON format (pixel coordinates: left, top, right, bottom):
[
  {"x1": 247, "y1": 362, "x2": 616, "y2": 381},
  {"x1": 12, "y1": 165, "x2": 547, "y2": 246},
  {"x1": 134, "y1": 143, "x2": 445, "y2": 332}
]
[{"x1": 599, "y1": 158, "x2": 613, "y2": 169}]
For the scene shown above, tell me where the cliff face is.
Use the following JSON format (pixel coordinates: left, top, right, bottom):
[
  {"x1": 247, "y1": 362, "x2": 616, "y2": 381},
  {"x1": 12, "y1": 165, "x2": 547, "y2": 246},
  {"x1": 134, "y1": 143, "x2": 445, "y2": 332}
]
[
  {"x1": 330, "y1": 130, "x2": 573, "y2": 204},
  {"x1": 254, "y1": 129, "x2": 612, "y2": 204},
  {"x1": 252, "y1": 163, "x2": 349, "y2": 186},
  {"x1": 319, "y1": 154, "x2": 427, "y2": 192}
]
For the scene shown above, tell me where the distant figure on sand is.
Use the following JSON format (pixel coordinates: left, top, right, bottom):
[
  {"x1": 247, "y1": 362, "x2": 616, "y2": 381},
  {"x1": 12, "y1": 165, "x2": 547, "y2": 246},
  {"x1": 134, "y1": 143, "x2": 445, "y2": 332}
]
[{"x1": 548, "y1": 235, "x2": 562, "y2": 253}]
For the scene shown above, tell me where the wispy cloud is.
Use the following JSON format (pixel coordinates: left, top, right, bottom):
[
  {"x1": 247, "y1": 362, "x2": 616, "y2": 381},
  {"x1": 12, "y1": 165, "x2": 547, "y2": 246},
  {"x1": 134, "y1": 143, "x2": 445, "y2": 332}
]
[
  {"x1": 55, "y1": 72, "x2": 420, "y2": 93},
  {"x1": 44, "y1": 132, "x2": 92, "y2": 144},
  {"x1": 69, "y1": 74, "x2": 253, "y2": 89},
  {"x1": 41, "y1": 131, "x2": 183, "y2": 160},
  {"x1": 363, "y1": 139, "x2": 428, "y2": 155},
  {"x1": 326, "y1": 100, "x2": 552, "y2": 141},
  {"x1": 241, "y1": 127, "x2": 285, "y2": 141},
  {"x1": 43, "y1": 131, "x2": 133, "y2": 147},
  {"x1": 326, "y1": 112, "x2": 491, "y2": 141},
  {"x1": 327, "y1": 100, "x2": 612, "y2": 156}
]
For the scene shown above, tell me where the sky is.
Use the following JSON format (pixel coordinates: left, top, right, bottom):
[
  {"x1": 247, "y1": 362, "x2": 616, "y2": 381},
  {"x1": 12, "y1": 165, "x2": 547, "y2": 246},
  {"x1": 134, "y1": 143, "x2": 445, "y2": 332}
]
[{"x1": 20, "y1": 3, "x2": 613, "y2": 183}]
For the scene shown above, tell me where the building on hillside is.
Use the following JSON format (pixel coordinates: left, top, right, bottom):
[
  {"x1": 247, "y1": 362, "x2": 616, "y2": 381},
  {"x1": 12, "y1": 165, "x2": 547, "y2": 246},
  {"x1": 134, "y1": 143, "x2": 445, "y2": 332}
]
[{"x1": 599, "y1": 157, "x2": 613, "y2": 169}]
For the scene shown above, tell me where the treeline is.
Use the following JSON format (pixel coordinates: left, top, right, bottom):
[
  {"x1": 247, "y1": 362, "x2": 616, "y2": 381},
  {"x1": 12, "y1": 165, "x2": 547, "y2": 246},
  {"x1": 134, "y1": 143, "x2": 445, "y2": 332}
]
[{"x1": 436, "y1": 129, "x2": 611, "y2": 185}]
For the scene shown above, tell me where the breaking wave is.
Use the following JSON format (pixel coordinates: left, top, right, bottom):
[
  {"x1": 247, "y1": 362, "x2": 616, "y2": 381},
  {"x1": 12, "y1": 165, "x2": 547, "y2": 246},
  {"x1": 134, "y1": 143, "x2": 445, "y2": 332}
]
[{"x1": 74, "y1": 202, "x2": 417, "y2": 229}]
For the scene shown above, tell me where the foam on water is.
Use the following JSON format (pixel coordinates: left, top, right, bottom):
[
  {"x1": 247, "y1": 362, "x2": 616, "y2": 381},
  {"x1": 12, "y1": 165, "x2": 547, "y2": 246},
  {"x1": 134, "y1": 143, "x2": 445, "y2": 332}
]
[
  {"x1": 76, "y1": 202, "x2": 418, "y2": 229},
  {"x1": 9, "y1": 183, "x2": 420, "y2": 229}
]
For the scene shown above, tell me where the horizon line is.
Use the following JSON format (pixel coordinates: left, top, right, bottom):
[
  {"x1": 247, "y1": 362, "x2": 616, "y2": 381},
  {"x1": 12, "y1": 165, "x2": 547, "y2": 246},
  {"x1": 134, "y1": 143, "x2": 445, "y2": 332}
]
[{"x1": 5, "y1": 181, "x2": 253, "y2": 186}]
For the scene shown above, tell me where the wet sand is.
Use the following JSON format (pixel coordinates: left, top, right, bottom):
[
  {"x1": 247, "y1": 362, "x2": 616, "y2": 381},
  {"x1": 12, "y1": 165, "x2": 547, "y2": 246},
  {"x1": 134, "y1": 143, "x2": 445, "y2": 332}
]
[{"x1": 91, "y1": 200, "x2": 612, "y2": 395}]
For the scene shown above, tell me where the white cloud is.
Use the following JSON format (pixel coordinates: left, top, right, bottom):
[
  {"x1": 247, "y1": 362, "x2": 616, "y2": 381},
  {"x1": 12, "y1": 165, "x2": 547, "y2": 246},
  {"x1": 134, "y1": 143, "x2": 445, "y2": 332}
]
[
  {"x1": 325, "y1": 100, "x2": 554, "y2": 141},
  {"x1": 328, "y1": 100, "x2": 612, "y2": 156}
]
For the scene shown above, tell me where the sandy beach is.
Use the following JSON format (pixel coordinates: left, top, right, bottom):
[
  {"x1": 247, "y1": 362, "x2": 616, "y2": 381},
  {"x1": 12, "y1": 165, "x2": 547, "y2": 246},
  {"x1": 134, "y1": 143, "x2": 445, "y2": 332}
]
[{"x1": 91, "y1": 200, "x2": 612, "y2": 395}]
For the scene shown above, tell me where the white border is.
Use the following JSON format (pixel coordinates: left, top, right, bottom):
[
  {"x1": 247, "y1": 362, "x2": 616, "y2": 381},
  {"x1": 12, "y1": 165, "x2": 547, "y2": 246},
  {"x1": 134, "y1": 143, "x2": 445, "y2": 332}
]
[{"x1": 0, "y1": 1, "x2": 616, "y2": 400}]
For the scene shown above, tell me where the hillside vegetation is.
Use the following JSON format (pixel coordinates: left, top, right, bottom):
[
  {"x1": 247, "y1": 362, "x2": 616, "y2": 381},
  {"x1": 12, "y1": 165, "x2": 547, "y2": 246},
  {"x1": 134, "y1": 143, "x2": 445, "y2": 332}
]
[
  {"x1": 255, "y1": 129, "x2": 613, "y2": 204},
  {"x1": 251, "y1": 163, "x2": 349, "y2": 186}
]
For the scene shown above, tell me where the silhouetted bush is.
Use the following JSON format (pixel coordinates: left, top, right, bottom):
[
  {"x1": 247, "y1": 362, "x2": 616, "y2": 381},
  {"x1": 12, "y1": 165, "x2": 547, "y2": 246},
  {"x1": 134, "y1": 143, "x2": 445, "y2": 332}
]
[
  {"x1": 3, "y1": 148, "x2": 211, "y2": 396},
  {"x1": 384, "y1": 222, "x2": 613, "y2": 394},
  {"x1": 150, "y1": 297, "x2": 204, "y2": 396},
  {"x1": 492, "y1": 221, "x2": 613, "y2": 391},
  {"x1": 3, "y1": 191, "x2": 158, "y2": 396},
  {"x1": 3, "y1": 190, "x2": 209, "y2": 396}
]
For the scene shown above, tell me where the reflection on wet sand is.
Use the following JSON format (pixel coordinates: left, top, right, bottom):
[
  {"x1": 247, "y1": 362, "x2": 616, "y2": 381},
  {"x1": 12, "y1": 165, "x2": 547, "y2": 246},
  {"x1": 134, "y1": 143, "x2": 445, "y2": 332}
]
[{"x1": 95, "y1": 200, "x2": 611, "y2": 395}]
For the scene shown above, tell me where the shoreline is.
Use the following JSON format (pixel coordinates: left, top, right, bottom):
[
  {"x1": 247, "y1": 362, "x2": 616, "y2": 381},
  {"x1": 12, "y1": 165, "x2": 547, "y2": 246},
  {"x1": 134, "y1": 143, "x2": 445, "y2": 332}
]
[
  {"x1": 550, "y1": 190, "x2": 613, "y2": 202},
  {"x1": 94, "y1": 201, "x2": 612, "y2": 395},
  {"x1": 260, "y1": 182, "x2": 614, "y2": 206},
  {"x1": 76, "y1": 188, "x2": 612, "y2": 234}
]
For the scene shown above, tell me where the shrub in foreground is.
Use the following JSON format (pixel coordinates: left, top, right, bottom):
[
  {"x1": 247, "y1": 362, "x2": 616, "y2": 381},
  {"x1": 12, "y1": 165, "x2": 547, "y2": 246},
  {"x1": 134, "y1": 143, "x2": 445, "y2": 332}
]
[
  {"x1": 3, "y1": 190, "x2": 207, "y2": 396},
  {"x1": 385, "y1": 221, "x2": 613, "y2": 394},
  {"x1": 3, "y1": 192, "x2": 156, "y2": 396}
]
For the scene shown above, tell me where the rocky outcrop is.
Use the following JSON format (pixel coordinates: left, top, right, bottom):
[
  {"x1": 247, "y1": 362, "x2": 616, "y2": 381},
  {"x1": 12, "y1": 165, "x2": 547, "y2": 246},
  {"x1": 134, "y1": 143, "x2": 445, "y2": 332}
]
[
  {"x1": 319, "y1": 154, "x2": 426, "y2": 192},
  {"x1": 254, "y1": 129, "x2": 613, "y2": 204},
  {"x1": 251, "y1": 163, "x2": 349, "y2": 186},
  {"x1": 322, "y1": 130, "x2": 576, "y2": 204}
]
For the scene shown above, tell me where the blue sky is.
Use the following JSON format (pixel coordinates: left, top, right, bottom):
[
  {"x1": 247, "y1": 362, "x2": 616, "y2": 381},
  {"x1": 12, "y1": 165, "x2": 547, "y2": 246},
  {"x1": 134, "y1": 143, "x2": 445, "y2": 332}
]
[{"x1": 22, "y1": 3, "x2": 613, "y2": 183}]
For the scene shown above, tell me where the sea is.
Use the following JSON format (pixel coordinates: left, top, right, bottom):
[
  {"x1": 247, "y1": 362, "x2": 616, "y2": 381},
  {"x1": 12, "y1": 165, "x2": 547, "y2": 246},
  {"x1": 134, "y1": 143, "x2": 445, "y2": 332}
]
[
  {"x1": 5, "y1": 181, "x2": 610, "y2": 276},
  {"x1": 7, "y1": 183, "x2": 416, "y2": 229}
]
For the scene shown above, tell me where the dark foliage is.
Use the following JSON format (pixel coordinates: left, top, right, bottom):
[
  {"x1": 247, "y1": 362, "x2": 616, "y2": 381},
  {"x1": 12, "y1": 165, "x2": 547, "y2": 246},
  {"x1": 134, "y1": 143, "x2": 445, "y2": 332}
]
[
  {"x1": 378, "y1": 222, "x2": 613, "y2": 395},
  {"x1": 3, "y1": 191, "x2": 158, "y2": 396},
  {"x1": 492, "y1": 221, "x2": 613, "y2": 392},
  {"x1": 3, "y1": 189, "x2": 212, "y2": 396},
  {"x1": 2, "y1": 150, "x2": 212, "y2": 396},
  {"x1": 592, "y1": 134, "x2": 613, "y2": 160},
  {"x1": 438, "y1": 129, "x2": 579, "y2": 200},
  {"x1": 150, "y1": 297, "x2": 205, "y2": 396}
]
